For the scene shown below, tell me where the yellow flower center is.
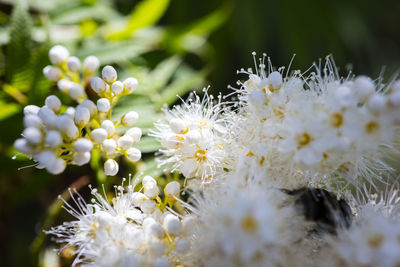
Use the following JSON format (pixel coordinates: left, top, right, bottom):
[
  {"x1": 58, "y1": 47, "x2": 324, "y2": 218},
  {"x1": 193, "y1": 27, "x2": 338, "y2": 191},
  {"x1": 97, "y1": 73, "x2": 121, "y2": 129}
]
[
  {"x1": 194, "y1": 149, "x2": 207, "y2": 162},
  {"x1": 241, "y1": 215, "x2": 258, "y2": 234},
  {"x1": 295, "y1": 132, "x2": 312, "y2": 148},
  {"x1": 330, "y1": 113, "x2": 343, "y2": 128},
  {"x1": 365, "y1": 121, "x2": 379, "y2": 135}
]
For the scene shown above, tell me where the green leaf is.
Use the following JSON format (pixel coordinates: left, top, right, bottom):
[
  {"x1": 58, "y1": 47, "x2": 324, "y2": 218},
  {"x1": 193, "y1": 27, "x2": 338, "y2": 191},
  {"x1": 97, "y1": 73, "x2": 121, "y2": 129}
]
[
  {"x1": 6, "y1": 1, "x2": 32, "y2": 82},
  {"x1": 135, "y1": 136, "x2": 161, "y2": 153},
  {"x1": 0, "y1": 99, "x2": 21, "y2": 121},
  {"x1": 51, "y1": 4, "x2": 119, "y2": 24},
  {"x1": 107, "y1": 0, "x2": 170, "y2": 40}
]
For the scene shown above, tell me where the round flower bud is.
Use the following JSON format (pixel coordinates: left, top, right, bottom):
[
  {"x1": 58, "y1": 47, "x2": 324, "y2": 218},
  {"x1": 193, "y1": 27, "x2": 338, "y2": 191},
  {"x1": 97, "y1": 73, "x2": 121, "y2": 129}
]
[
  {"x1": 43, "y1": 66, "x2": 61, "y2": 81},
  {"x1": 67, "y1": 56, "x2": 81, "y2": 72},
  {"x1": 169, "y1": 118, "x2": 187, "y2": 134},
  {"x1": 73, "y1": 152, "x2": 91, "y2": 166},
  {"x1": 180, "y1": 158, "x2": 196, "y2": 178},
  {"x1": 117, "y1": 135, "x2": 133, "y2": 150},
  {"x1": 56, "y1": 115, "x2": 78, "y2": 139},
  {"x1": 45, "y1": 95, "x2": 61, "y2": 113},
  {"x1": 65, "y1": 107, "x2": 75, "y2": 118},
  {"x1": 102, "y1": 139, "x2": 117, "y2": 154},
  {"x1": 69, "y1": 84, "x2": 86, "y2": 101},
  {"x1": 74, "y1": 106, "x2": 90, "y2": 127},
  {"x1": 182, "y1": 215, "x2": 196, "y2": 235},
  {"x1": 125, "y1": 127, "x2": 142, "y2": 143},
  {"x1": 161, "y1": 133, "x2": 180, "y2": 149},
  {"x1": 38, "y1": 107, "x2": 57, "y2": 128},
  {"x1": 102, "y1": 65, "x2": 117, "y2": 83},
  {"x1": 80, "y1": 100, "x2": 97, "y2": 117},
  {"x1": 144, "y1": 182, "x2": 159, "y2": 199},
  {"x1": 14, "y1": 138, "x2": 32, "y2": 154},
  {"x1": 45, "y1": 130, "x2": 62, "y2": 147},
  {"x1": 23, "y1": 105, "x2": 40, "y2": 116},
  {"x1": 24, "y1": 114, "x2": 42, "y2": 128},
  {"x1": 164, "y1": 181, "x2": 180, "y2": 196},
  {"x1": 149, "y1": 243, "x2": 166, "y2": 258},
  {"x1": 175, "y1": 238, "x2": 190, "y2": 254},
  {"x1": 49, "y1": 45, "x2": 69, "y2": 65},
  {"x1": 97, "y1": 98, "x2": 111, "y2": 113},
  {"x1": 121, "y1": 111, "x2": 139, "y2": 126},
  {"x1": 104, "y1": 159, "x2": 118, "y2": 176},
  {"x1": 142, "y1": 175, "x2": 156, "y2": 186},
  {"x1": 90, "y1": 128, "x2": 108, "y2": 144},
  {"x1": 140, "y1": 199, "x2": 156, "y2": 214},
  {"x1": 57, "y1": 79, "x2": 73, "y2": 93},
  {"x1": 23, "y1": 127, "x2": 42, "y2": 145},
  {"x1": 91, "y1": 77, "x2": 106, "y2": 94},
  {"x1": 126, "y1": 147, "x2": 141, "y2": 162},
  {"x1": 268, "y1": 71, "x2": 283, "y2": 89},
  {"x1": 163, "y1": 214, "x2": 182, "y2": 236},
  {"x1": 46, "y1": 158, "x2": 66, "y2": 175},
  {"x1": 367, "y1": 94, "x2": 386, "y2": 112},
  {"x1": 354, "y1": 76, "x2": 375, "y2": 102},
  {"x1": 144, "y1": 218, "x2": 164, "y2": 239},
  {"x1": 36, "y1": 150, "x2": 56, "y2": 167},
  {"x1": 123, "y1": 77, "x2": 139, "y2": 93},
  {"x1": 73, "y1": 138, "x2": 93, "y2": 153},
  {"x1": 111, "y1": 81, "x2": 124, "y2": 95},
  {"x1": 101, "y1": 120, "x2": 115, "y2": 137},
  {"x1": 83, "y1": 56, "x2": 100, "y2": 73},
  {"x1": 132, "y1": 192, "x2": 148, "y2": 206}
]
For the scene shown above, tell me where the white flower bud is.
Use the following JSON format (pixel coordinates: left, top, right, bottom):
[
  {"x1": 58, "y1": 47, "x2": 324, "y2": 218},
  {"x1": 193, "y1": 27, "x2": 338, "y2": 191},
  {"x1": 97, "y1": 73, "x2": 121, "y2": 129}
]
[
  {"x1": 73, "y1": 138, "x2": 93, "y2": 153},
  {"x1": 73, "y1": 152, "x2": 91, "y2": 166},
  {"x1": 67, "y1": 56, "x2": 81, "y2": 72},
  {"x1": 90, "y1": 128, "x2": 108, "y2": 144},
  {"x1": 149, "y1": 243, "x2": 166, "y2": 258},
  {"x1": 154, "y1": 258, "x2": 169, "y2": 267},
  {"x1": 100, "y1": 120, "x2": 115, "y2": 137},
  {"x1": 83, "y1": 56, "x2": 100, "y2": 73},
  {"x1": 163, "y1": 214, "x2": 182, "y2": 236},
  {"x1": 90, "y1": 77, "x2": 106, "y2": 94},
  {"x1": 102, "y1": 65, "x2": 117, "y2": 83},
  {"x1": 111, "y1": 81, "x2": 124, "y2": 95},
  {"x1": 169, "y1": 118, "x2": 187, "y2": 134},
  {"x1": 186, "y1": 130, "x2": 201, "y2": 144},
  {"x1": 140, "y1": 199, "x2": 156, "y2": 214},
  {"x1": 14, "y1": 138, "x2": 32, "y2": 154},
  {"x1": 354, "y1": 76, "x2": 375, "y2": 102},
  {"x1": 180, "y1": 158, "x2": 196, "y2": 178},
  {"x1": 23, "y1": 127, "x2": 42, "y2": 145},
  {"x1": 23, "y1": 105, "x2": 40, "y2": 116},
  {"x1": 46, "y1": 158, "x2": 66, "y2": 174},
  {"x1": 182, "y1": 215, "x2": 196, "y2": 235},
  {"x1": 268, "y1": 71, "x2": 283, "y2": 89},
  {"x1": 24, "y1": 114, "x2": 42, "y2": 128},
  {"x1": 165, "y1": 181, "x2": 180, "y2": 196},
  {"x1": 74, "y1": 106, "x2": 90, "y2": 127},
  {"x1": 144, "y1": 182, "x2": 159, "y2": 199},
  {"x1": 121, "y1": 111, "x2": 139, "y2": 126},
  {"x1": 65, "y1": 107, "x2": 75, "y2": 118},
  {"x1": 69, "y1": 84, "x2": 86, "y2": 101},
  {"x1": 38, "y1": 107, "x2": 57, "y2": 128},
  {"x1": 144, "y1": 218, "x2": 164, "y2": 239},
  {"x1": 123, "y1": 77, "x2": 139, "y2": 93},
  {"x1": 102, "y1": 139, "x2": 117, "y2": 154},
  {"x1": 56, "y1": 114, "x2": 78, "y2": 139},
  {"x1": 43, "y1": 66, "x2": 61, "y2": 81},
  {"x1": 104, "y1": 159, "x2": 118, "y2": 176},
  {"x1": 175, "y1": 238, "x2": 190, "y2": 254},
  {"x1": 389, "y1": 90, "x2": 400, "y2": 107},
  {"x1": 125, "y1": 127, "x2": 142, "y2": 143},
  {"x1": 97, "y1": 98, "x2": 111, "y2": 113},
  {"x1": 132, "y1": 192, "x2": 147, "y2": 206},
  {"x1": 142, "y1": 175, "x2": 156, "y2": 186},
  {"x1": 57, "y1": 79, "x2": 73, "y2": 93},
  {"x1": 45, "y1": 130, "x2": 62, "y2": 147},
  {"x1": 45, "y1": 95, "x2": 61, "y2": 113},
  {"x1": 80, "y1": 100, "x2": 97, "y2": 117},
  {"x1": 49, "y1": 45, "x2": 69, "y2": 65},
  {"x1": 126, "y1": 147, "x2": 141, "y2": 162},
  {"x1": 367, "y1": 94, "x2": 386, "y2": 112},
  {"x1": 117, "y1": 135, "x2": 133, "y2": 150},
  {"x1": 36, "y1": 150, "x2": 57, "y2": 167}
]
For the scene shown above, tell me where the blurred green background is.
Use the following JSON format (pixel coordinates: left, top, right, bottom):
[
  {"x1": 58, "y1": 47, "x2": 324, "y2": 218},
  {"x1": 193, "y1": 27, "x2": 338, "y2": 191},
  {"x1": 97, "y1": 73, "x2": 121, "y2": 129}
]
[{"x1": 0, "y1": 0, "x2": 399, "y2": 266}]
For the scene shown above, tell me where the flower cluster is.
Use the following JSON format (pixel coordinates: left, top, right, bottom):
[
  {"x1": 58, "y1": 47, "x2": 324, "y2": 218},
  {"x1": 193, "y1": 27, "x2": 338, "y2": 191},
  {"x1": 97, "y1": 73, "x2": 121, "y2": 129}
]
[
  {"x1": 47, "y1": 177, "x2": 193, "y2": 266},
  {"x1": 152, "y1": 90, "x2": 228, "y2": 184},
  {"x1": 14, "y1": 45, "x2": 142, "y2": 175}
]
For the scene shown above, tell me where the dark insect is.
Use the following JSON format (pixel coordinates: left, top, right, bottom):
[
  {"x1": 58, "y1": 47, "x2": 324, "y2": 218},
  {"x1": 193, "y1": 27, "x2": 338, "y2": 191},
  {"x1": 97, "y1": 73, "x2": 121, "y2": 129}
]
[{"x1": 282, "y1": 187, "x2": 352, "y2": 235}]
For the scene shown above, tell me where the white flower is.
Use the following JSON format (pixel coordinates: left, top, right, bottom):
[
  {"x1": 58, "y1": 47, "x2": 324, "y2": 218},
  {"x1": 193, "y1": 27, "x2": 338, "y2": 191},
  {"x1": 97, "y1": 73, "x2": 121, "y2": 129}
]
[
  {"x1": 80, "y1": 99, "x2": 97, "y2": 117},
  {"x1": 126, "y1": 148, "x2": 141, "y2": 162},
  {"x1": 23, "y1": 127, "x2": 42, "y2": 145},
  {"x1": 125, "y1": 128, "x2": 142, "y2": 143},
  {"x1": 101, "y1": 120, "x2": 115, "y2": 137},
  {"x1": 24, "y1": 105, "x2": 40, "y2": 116},
  {"x1": 122, "y1": 111, "x2": 139, "y2": 126},
  {"x1": 73, "y1": 152, "x2": 91, "y2": 166},
  {"x1": 90, "y1": 128, "x2": 108, "y2": 144},
  {"x1": 23, "y1": 114, "x2": 42, "y2": 128},
  {"x1": 57, "y1": 79, "x2": 73, "y2": 92},
  {"x1": 163, "y1": 214, "x2": 182, "y2": 236},
  {"x1": 74, "y1": 106, "x2": 90, "y2": 127},
  {"x1": 73, "y1": 138, "x2": 93, "y2": 153},
  {"x1": 49, "y1": 45, "x2": 69, "y2": 65},
  {"x1": 102, "y1": 65, "x2": 117, "y2": 83},
  {"x1": 104, "y1": 158, "x2": 119, "y2": 176},
  {"x1": 97, "y1": 98, "x2": 111, "y2": 113},
  {"x1": 43, "y1": 65, "x2": 61, "y2": 81},
  {"x1": 103, "y1": 139, "x2": 117, "y2": 154},
  {"x1": 112, "y1": 81, "x2": 124, "y2": 95},
  {"x1": 164, "y1": 181, "x2": 180, "y2": 196},
  {"x1": 46, "y1": 158, "x2": 66, "y2": 174},
  {"x1": 45, "y1": 95, "x2": 61, "y2": 113},
  {"x1": 45, "y1": 130, "x2": 62, "y2": 147},
  {"x1": 118, "y1": 135, "x2": 133, "y2": 150},
  {"x1": 123, "y1": 77, "x2": 139, "y2": 93},
  {"x1": 91, "y1": 77, "x2": 106, "y2": 94}
]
